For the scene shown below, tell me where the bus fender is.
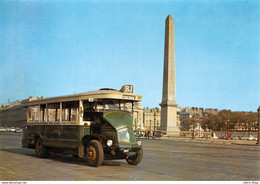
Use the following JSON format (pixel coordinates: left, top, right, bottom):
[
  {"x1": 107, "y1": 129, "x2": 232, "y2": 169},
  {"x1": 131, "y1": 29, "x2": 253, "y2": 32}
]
[
  {"x1": 34, "y1": 132, "x2": 42, "y2": 143},
  {"x1": 78, "y1": 141, "x2": 84, "y2": 158}
]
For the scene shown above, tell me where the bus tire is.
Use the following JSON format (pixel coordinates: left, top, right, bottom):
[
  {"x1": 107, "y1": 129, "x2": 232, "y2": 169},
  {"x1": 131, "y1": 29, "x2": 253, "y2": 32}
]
[
  {"x1": 85, "y1": 140, "x2": 104, "y2": 167},
  {"x1": 126, "y1": 146, "x2": 143, "y2": 165},
  {"x1": 35, "y1": 138, "x2": 46, "y2": 158}
]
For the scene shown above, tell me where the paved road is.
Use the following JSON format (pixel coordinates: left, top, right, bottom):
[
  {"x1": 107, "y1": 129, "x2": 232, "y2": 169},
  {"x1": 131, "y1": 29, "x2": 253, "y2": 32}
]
[{"x1": 0, "y1": 132, "x2": 259, "y2": 181}]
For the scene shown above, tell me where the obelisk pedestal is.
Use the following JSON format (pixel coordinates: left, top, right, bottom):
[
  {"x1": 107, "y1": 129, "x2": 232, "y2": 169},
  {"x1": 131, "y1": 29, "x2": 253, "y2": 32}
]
[{"x1": 160, "y1": 15, "x2": 180, "y2": 135}]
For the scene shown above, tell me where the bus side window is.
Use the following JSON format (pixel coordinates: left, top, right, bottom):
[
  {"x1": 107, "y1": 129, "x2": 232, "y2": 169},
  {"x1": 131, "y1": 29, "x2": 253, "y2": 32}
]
[{"x1": 28, "y1": 106, "x2": 40, "y2": 122}]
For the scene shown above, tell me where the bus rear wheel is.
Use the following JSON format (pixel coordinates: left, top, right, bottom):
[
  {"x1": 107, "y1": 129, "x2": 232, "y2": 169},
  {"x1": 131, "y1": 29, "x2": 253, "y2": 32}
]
[
  {"x1": 85, "y1": 140, "x2": 104, "y2": 167},
  {"x1": 35, "y1": 138, "x2": 46, "y2": 158},
  {"x1": 126, "y1": 146, "x2": 143, "y2": 165}
]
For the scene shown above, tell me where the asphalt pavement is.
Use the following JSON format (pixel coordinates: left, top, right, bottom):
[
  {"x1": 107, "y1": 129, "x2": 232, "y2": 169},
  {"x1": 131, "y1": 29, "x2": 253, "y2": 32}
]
[{"x1": 0, "y1": 132, "x2": 259, "y2": 181}]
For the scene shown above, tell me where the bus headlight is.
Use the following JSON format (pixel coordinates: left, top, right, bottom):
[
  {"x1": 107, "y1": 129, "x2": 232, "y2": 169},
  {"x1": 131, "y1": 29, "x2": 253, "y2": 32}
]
[
  {"x1": 137, "y1": 141, "x2": 142, "y2": 146},
  {"x1": 107, "y1": 140, "x2": 113, "y2": 147}
]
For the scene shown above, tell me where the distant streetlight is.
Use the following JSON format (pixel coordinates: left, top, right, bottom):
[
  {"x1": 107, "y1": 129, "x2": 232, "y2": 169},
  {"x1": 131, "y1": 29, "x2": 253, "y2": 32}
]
[
  {"x1": 257, "y1": 106, "x2": 260, "y2": 145},
  {"x1": 225, "y1": 119, "x2": 230, "y2": 140},
  {"x1": 192, "y1": 115, "x2": 196, "y2": 139},
  {"x1": 153, "y1": 113, "x2": 156, "y2": 139}
]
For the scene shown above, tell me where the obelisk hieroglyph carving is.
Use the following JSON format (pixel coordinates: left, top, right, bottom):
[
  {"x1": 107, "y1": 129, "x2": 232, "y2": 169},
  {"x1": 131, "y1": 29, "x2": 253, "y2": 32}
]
[{"x1": 160, "y1": 15, "x2": 180, "y2": 134}]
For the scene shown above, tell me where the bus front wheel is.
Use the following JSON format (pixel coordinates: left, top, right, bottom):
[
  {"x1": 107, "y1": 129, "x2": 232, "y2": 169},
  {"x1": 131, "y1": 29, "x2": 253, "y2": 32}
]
[
  {"x1": 35, "y1": 138, "x2": 46, "y2": 158},
  {"x1": 126, "y1": 146, "x2": 143, "y2": 165},
  {"x1": 85, "y1": 140, "x2": 104, "y2": 167}
]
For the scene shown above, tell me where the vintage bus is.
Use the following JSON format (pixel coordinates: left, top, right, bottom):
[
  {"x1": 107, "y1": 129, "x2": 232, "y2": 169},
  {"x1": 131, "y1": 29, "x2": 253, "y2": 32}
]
[{"x1": 22, "y1": 85, "x2": 143, "y2": 167}]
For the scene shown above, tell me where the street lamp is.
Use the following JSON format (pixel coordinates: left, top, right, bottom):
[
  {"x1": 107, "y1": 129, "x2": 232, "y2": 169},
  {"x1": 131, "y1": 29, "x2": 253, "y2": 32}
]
[
  {"x1": 153, "y1": 113, "x2": 156, "y2": 139},
  {"x1": 192, "y1": 115, "x2": 195, "y2": 139},
  {"x1": 257, "y1": 106, "x2": 260, "y2": 145},
  {"x1": 225, "y1": 119, "x2": 230, "y2": 140}
]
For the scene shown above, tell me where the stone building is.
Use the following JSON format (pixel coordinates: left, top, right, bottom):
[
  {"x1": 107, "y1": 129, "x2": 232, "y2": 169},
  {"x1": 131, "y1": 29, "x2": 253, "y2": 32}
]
[
  {"x1": 178, "y1": 107, "x2": 218, "y2": 120},
  {"x1": 1, "y1": 97, "x2": 221, "y2": 132},
  {"x1": 143, "y1": 107, "x2": 161, "y2": 131},
  {"x1": 0, "y1": 104, "x2": 27, "y2": 127},
  {"x1": 177, "y1": 107, "x2": 218, "y2": 132},
  {"x1": 203, "y1": 108, "x2": 219, "y2": 115},
  {"x1": 126, "y1": 103, "x2": 161, "y2": 131},
  {"x1": 132, "y1": 102, "x2": 144, "y2": 131},
  {"x1": 0, "y1": 96, "x2": 40, "y2": 127}
]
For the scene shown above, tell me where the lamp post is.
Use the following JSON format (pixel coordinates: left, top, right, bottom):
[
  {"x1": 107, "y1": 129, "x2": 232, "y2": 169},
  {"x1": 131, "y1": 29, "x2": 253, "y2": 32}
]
[
  {"x1": 225, "y1": 119, "x2": 230, "y2": 140},
  {"x1": 257, "y1": 106, "x2": 260, "y2": 145},
  {"x1": 192, "y1": 116, "x2": 195, "y2": 139},
  {"x1": 153, "y1": 113, "x2": 156, "y2": 139}
]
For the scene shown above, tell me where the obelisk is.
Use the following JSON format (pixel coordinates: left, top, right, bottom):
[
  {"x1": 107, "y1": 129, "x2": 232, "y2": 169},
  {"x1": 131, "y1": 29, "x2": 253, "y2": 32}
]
[{"x1": 160, "y1": 15, "x2": 179, "y2": 135}]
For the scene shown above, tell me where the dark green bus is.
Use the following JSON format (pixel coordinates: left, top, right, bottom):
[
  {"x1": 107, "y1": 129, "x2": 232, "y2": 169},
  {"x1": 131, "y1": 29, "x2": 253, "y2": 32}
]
[{"x1": 22, "y1": 85, "x2": 143, "y2": 167}]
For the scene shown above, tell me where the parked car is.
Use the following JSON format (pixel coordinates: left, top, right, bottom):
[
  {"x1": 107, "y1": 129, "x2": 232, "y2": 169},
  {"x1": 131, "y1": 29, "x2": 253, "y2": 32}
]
[
  {"x1": 135, "y1": 133, "x2": 141, "y2": 137},
  {"x1": 247, "y1": 136, "x2": 257, "y2": 141},
  {"x1": 0, "y1": 128, "x2": 6, "y2": 132},
  {"x1": 231, "y1": 136, "x2": 239, "y2": 140},
  {"x1": 15, "y1": 128, "x2": 22, "y2": 133},
  {"x1": 218, "y1": 136, "x2": 225, "y2": 139},
  {"x1": 10, "y1": 127, "x2": 16, "y2": 132},
  {"x1": 239, "y1": 137, "x2": 248, "y2": 140}
]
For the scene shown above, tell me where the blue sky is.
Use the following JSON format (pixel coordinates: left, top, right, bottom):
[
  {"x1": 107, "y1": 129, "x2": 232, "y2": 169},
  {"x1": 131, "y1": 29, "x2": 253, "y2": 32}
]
[{"x1": 0, "y1": 0, "x2": 259, "y2": 112}]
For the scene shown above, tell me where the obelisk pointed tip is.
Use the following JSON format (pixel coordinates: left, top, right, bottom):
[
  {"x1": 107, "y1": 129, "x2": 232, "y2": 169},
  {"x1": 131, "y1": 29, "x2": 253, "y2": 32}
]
[
  {"x1": 166, "y1": 14, "x2": 173, "y2": 20},
  {"x1": 166, "y1": 14, "x2": 173, "y2": 21}
]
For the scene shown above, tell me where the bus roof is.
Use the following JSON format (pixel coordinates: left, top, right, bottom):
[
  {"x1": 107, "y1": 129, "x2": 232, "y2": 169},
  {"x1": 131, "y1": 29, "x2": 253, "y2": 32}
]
[{"x1": 22, "y1": 85, "x2": 142, "y2": 106}]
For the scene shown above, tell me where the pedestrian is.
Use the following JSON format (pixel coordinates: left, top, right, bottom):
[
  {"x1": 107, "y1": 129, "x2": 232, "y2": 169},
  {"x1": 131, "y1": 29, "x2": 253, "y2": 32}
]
[
  {"x1": 228, "y1": 133, "x2": 231, "y2": 140},
  {"x1": 145, "y1": 130, "x2": 148, "y2": 139}
]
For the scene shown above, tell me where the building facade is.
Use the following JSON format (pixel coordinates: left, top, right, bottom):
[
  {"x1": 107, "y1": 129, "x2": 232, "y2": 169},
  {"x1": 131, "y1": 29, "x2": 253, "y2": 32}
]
[
  {"x1": 127, "y1": 103, "x2": 161, "y2": 131},
  {"x1": 1, "y1": 98, "x2": 227, "y2": 132},
  {"x1": 177, "y1": 107, "x2": 219, "y2": 132},
  {"x1": 143, "y1": 107, "x2": 161, "y2": 131}
]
